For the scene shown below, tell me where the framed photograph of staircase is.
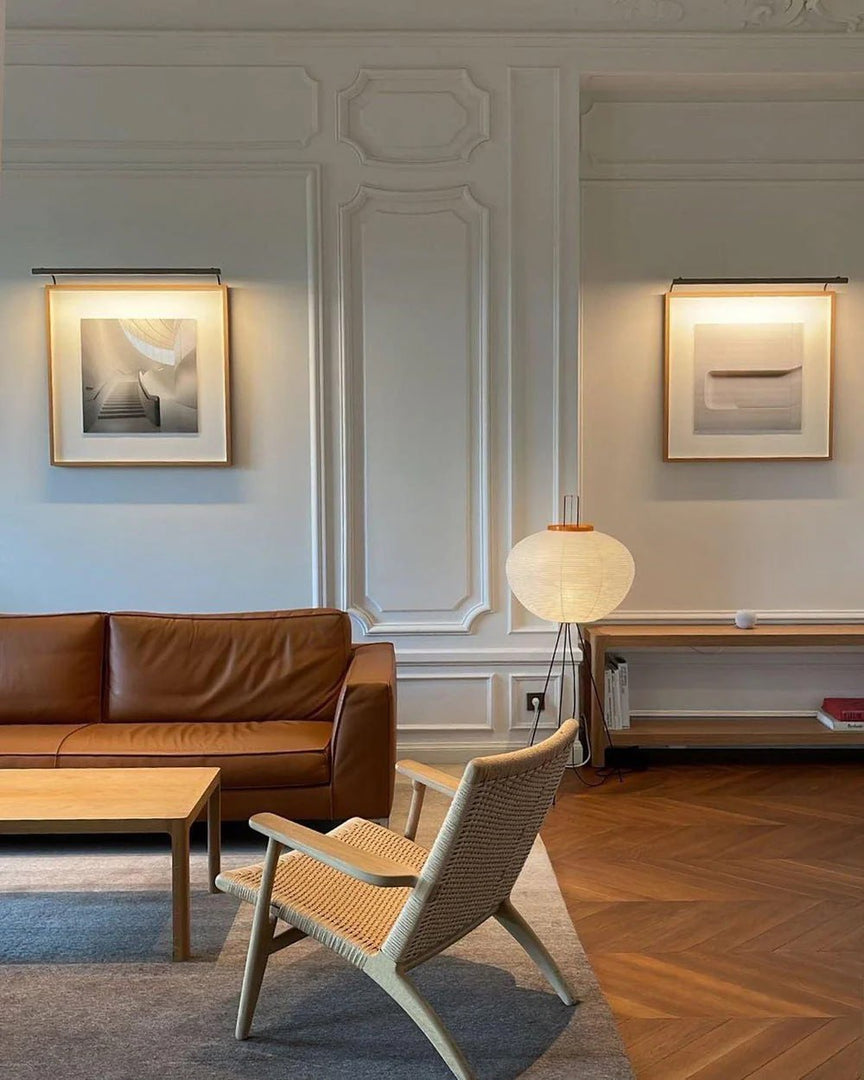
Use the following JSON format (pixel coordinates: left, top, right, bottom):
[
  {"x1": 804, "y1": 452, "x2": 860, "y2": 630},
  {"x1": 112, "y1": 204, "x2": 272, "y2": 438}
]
[{"x1": 46, "y1": 284, "x2": 230, "y2": 466}]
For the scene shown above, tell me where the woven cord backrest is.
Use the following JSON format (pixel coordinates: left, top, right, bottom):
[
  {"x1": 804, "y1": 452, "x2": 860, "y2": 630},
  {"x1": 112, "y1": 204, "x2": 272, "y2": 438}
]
[{"x1": 382, "y1": 720, "x2": 578, "y2": 968}]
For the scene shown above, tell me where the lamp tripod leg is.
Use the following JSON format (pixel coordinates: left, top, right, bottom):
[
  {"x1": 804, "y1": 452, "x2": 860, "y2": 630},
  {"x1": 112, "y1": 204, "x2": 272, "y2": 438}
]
[{"x1": 528, "y1": 623, "x2": 564, "y2": 748}]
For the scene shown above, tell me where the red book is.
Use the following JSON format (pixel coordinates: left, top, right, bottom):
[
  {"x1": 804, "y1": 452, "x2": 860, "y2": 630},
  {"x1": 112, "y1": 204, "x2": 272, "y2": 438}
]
[{"x1": 818, "y1": 698, "x2": 864, "y2": 730}]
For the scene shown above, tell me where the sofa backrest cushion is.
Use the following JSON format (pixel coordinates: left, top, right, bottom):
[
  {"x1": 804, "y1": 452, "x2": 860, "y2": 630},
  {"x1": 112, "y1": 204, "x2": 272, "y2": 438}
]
[
  {"x1": 0, "y1": 613, "x2": 105, "y2": 724},
  {"x1": 106, "y1": 610, "x2": 352, "y2": 724}
]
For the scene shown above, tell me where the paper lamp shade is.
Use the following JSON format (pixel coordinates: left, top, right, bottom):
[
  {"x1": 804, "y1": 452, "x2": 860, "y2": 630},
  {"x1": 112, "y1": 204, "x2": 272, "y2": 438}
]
[{"x1": 506, "y1": 527, "x2": 635, "y2": 624}]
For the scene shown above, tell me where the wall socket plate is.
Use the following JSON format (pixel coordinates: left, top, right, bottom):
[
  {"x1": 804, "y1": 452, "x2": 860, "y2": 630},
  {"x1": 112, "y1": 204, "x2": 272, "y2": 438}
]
[{"x1": 526, "y1": 692, "x2": 546, "y2": 712}]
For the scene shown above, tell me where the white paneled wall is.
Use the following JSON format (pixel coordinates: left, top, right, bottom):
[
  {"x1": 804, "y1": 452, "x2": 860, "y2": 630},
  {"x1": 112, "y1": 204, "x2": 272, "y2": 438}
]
[
  {"x1": 2, "y1": 26, "x2": 864, "y2": 756},
  {"x1": 581, "y1": 78, "x2": 864, "y2": 723}
]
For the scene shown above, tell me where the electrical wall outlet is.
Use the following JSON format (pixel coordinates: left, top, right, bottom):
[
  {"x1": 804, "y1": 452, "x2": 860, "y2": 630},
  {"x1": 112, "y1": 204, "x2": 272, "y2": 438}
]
[{"x1": 526, "y1": 692, "x2": 546, "y2": 712}]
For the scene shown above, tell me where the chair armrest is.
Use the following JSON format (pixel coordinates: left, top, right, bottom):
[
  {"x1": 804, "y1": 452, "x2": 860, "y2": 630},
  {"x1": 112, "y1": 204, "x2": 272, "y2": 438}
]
[
  {"x1": 330, "y1": 642, "x2": 396, "y2": 820},
  {"x1": 397, "y1": 760, "x2": 462, "y2": 841},
  {"x1": 396, "y1": 760, "x2": 461, "y2": 798},
  {"x1": 249, "y1": 812, "x2": 418, "y2": 888}
]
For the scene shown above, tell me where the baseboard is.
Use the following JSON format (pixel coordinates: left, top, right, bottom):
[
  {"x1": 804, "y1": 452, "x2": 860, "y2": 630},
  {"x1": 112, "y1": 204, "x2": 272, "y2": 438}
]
[{"x1": 396, "y1": 740, "x2": 526, "y2": 763}]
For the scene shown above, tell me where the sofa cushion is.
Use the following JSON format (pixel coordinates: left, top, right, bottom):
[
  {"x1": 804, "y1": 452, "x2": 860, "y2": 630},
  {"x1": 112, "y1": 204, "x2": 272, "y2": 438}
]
[
  {"x1": 0, "y1": 614, "x2": 104, "y2": 724},
  {"x1": 0, "y1": 724, "x2": 92, "y2": 767},
  {"x1": 56, "y1": 720, "x2": 332, "y2": 789},
  {"x1": 107, "y1": 610, "x2": 351, "y2": 724}
]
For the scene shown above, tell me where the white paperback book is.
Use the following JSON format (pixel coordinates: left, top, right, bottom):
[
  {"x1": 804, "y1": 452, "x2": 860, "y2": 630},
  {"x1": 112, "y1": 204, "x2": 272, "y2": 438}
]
[
  {"x1": 604, "y1": 667, "x2": 614, "y2": 730},
  {"x1": 618, "y1": 659, "x2": 630, "y2": 730}
]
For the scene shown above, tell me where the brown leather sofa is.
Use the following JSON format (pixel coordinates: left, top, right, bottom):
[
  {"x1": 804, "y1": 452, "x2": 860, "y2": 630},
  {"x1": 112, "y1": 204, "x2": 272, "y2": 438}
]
[{"x1": 0, "y1": 609, "x2": 396, "y2": 821}]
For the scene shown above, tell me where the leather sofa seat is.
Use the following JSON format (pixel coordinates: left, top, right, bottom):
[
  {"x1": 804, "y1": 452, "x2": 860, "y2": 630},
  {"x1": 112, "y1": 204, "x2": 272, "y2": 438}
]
[
  {"x1": 56, "y1": 720, "x2": 332, "y2": 789},
  {"x1": 0, "y1": 724, "x2": 89, "y2": 768}
]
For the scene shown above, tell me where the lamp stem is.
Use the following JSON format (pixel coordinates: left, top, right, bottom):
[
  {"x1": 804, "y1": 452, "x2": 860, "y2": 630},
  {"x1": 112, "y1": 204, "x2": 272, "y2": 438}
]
[{"x1": 558, "y1": 625, "x2": 567, "y2": 730}]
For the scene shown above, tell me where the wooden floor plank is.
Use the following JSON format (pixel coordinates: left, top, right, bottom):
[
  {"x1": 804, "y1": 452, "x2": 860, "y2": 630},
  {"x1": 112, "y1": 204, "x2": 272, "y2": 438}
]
[
  {"x1": 639, "y1": 1019, "x2": 824, "y2": 1080},
  {"x1": 541, "y1": 761, "x2": 864, "y2": 1080},
  {"x1": 746, "y1": 1019, "x2": 861, "y2": 1079}
]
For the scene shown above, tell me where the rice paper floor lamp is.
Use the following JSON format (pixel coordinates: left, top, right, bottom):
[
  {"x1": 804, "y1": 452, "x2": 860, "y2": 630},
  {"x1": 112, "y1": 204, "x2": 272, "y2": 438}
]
[{"x1": 506, "y1": 503, "x2": 635, "y2": 766}]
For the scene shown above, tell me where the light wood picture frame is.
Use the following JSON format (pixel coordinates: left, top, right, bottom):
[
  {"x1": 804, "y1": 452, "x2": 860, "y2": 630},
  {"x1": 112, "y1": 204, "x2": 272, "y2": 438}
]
[
  {"x1": 664, "y1": 290, "x2": 835, "y2": 462},
  {"x1": 47, "y1": 283, "x2": 231, "y2": 467}
]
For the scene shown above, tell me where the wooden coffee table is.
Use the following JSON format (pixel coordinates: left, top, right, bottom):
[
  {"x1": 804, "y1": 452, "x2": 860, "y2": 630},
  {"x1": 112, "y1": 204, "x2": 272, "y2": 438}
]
[{"x1": 0, "y1": 766, "x2": 221, "y2": 961}]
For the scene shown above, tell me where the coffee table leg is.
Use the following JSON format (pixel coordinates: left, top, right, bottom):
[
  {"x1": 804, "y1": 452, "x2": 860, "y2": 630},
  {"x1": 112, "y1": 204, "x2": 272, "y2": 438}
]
[
  {"x1": 170, "y1": 822, "x2": 191, "y2": 961},
  {"x1": 207, "y1": 784, "x2": 221, "y2": 893}
]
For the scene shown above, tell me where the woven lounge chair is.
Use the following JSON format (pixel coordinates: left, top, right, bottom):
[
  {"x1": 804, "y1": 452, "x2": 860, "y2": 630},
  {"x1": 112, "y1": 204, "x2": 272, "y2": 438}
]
[{"x1": 216, "y1": 719, "x2": 579, "y2": 1080}]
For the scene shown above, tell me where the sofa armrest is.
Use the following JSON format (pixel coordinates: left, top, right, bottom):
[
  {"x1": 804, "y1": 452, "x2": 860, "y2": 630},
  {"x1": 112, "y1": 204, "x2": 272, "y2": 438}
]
[{"x1": 330, "y1": 642, "x2": 396, "y2": 819}]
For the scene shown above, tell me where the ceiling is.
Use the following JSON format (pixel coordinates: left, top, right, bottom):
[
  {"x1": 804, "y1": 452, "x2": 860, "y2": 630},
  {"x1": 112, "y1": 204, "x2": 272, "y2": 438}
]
[{"x1": 6, "y1": 0, "x2": 864, "y2": 32}]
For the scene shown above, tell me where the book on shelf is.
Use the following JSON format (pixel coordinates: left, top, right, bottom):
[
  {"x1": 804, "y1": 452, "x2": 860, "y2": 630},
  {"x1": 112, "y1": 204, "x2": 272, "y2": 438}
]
[
  {"x1": 604, "y1": 656, "x2": 630, "y2": 731},
  {"x1": 816, "y1": 698, "x2": 864, "y2": 731},
  {"x1": 618, "y1": 657, "x2": 630, "y2": 731},
  {"x1": 604, "y1": 666, "x2": 616, "y2": 730}
]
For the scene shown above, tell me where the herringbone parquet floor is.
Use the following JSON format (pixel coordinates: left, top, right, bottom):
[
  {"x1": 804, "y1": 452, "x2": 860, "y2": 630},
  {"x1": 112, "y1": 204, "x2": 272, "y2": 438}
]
[{"x1": 541, "y1": 761, "x2": 864, "y2": 1079}]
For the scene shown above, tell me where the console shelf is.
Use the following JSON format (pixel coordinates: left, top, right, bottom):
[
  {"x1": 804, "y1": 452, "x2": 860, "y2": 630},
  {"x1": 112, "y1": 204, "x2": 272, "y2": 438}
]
[
  {"x1": 581, "y1": 623, "x2": 864, "y2": 766},
  {"x1": 609, "y1": 715, "x2": 864, "y2": 750}
]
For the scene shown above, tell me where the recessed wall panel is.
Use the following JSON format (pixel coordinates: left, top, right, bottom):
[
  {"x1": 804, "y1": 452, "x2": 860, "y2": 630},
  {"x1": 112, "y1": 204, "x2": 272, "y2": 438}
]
[{"x1": 340, "y1": 186, "x2": 489, "y2": 634}]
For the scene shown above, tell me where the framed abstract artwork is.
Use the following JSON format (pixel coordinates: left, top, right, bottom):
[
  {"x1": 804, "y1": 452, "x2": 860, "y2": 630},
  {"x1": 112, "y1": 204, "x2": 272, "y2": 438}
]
[
  {"x1": 664, "y1": 290, "x2": 835, "y2": 462},
  {"x1": 46, "y1": 284, "x2": 230, "y2": 466}
]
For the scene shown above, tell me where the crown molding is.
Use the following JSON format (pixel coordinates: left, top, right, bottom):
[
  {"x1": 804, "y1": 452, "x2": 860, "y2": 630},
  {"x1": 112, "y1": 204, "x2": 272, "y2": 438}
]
[
  {"x1": 7, "y1": 30, "x2": 864, "y2": 67},
  {"x1": 5, "y1": 0, "x2": 864, "y2": 35}
]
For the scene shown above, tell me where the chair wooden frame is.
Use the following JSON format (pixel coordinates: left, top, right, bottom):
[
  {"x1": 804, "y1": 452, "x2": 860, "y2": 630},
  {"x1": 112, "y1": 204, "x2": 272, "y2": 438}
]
[{"x1": 218, "y1": 722, "x2": 579, "y2": 1080}]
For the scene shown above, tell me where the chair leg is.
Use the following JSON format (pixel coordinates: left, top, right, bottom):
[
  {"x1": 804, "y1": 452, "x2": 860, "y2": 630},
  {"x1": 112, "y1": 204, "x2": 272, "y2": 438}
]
[
  {"x1": 367, "y1": 961, "x2": 476, "y2": 1080},
  {"x1": 236, "y1": 839, "x2": 282, "y2": 1040},
  {"x1": 494, "y1": 898, "x2": 578, "y2": 1005}
]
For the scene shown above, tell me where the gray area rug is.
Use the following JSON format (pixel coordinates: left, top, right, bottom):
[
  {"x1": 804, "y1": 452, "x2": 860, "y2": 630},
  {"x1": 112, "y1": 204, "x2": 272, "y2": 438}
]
[{"x1": 0, "y1": 785, "x2": 634, "y2": 1080}]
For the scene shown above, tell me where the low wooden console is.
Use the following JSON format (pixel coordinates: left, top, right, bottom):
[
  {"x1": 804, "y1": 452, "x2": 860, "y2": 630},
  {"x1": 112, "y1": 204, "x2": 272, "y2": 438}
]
[{"x1": 581, "y1": 623, "x2": 864, "y2": 767}]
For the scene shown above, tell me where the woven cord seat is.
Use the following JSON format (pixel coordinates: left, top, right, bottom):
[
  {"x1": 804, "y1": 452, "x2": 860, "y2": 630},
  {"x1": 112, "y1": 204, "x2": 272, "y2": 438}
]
[
  {"x1": 217, "y1": 819, "x2": 428, "y2": 965},
  {"x1": 217, "y1": 721, "x2": 580, "y2": 1080}
]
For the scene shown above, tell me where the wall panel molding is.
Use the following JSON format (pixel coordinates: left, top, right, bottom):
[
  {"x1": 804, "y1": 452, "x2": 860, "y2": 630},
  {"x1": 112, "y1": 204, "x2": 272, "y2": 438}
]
[
  {"x1": 397, "y1": 647, "x2": 568, "y2": 665},
  {"x1": 303, "y1": 165, "x2": 327, "y2": 608},
  {"x1": 338, "y1": 183, "x2": 490, "y2": 635},
  {"x1": 506, "y1": 67, "x2": 563, "y2": 634},
  {"x1": 337, "y1": 67, "x2": 490, "y2": 166},
  {"x1": 396, "y1": 673, "x2": 495, "y2": 732},
  {"x1": 4, "y1": 65, "x2": 319, "y2": 167},
  {"x1": 582, "y1": 99, "x2": 864, "y2": 181}
]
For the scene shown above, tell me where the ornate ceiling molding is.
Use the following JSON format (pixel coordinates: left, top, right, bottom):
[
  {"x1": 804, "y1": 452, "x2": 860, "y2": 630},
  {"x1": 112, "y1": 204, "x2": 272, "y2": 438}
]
[
  {"x1": 729, "y1": 0, "x2": 864, "y2": 30},
  {"x1": 616, "y1": 0, "x2": 686, "y2": 24}
]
